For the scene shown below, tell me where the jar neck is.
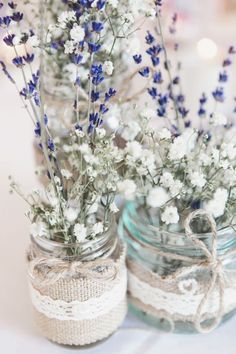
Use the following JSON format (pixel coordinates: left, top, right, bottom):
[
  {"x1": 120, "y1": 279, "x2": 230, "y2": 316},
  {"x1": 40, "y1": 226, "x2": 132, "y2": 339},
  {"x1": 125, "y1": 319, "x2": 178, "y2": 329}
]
[
  {"x1": 31, "y1": 217, "x2": 117, "y2": 262},
  {"x1": 121, "y1": 201, "x2": 236, "y2": 258}
]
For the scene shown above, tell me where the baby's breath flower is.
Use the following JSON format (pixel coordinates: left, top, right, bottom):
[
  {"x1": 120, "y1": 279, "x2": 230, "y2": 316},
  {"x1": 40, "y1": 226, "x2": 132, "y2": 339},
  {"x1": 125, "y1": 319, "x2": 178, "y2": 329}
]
[
  {"x1": 161, "y1": 206, "x2": 179, "y2": 225},
  {"x1": 70, "y1": 24, "x2": 85, "y2": 43},
  {"x1": 118, "y1": 179, "x2": 137, "y2": 200},
  {"x1": 146, "y1": 187, "x2": 169, "y2": 208},
  {"x1": 190, "y1": 172, "x2": 206, "y2": 188},
  {"x1": 74, "y1": 223, "x2": 87, "y2": 242},
  {"x1": 92, "y1": 222, "x2": 104, "y2": 236},
  {"x1": 64, "y1": 207, "x2": 79, "y2": 223},
  {"x1": 103, "y1": 60, "x2": 114, "y2": 76}
]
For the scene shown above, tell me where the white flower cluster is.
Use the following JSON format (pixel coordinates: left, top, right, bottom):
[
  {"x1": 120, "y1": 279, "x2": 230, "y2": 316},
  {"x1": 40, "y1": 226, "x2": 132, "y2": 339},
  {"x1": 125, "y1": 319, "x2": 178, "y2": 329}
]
[
  {"x1": 28, "y1": 128, "x2": 121, "y2": 243},
  {"x1": 119, "y1": 112, "x2": 236, "y2": 228}
]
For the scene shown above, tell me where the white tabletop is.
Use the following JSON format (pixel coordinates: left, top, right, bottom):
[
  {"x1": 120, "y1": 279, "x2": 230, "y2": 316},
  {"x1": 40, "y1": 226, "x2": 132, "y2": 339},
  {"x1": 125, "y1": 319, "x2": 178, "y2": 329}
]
[{"x1": 1, "y1": 73, "x2": 236, "y2": 354}]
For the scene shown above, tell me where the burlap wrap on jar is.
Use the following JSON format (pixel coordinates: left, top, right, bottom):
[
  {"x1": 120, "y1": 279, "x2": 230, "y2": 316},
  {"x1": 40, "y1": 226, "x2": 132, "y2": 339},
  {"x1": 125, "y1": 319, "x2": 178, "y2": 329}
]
[
  {"x1": 27, "y1": 241, "x2": 127, "y2": 346},
  {"x1": 125, "y1": 210, "x2": 236, "y2": 333}
]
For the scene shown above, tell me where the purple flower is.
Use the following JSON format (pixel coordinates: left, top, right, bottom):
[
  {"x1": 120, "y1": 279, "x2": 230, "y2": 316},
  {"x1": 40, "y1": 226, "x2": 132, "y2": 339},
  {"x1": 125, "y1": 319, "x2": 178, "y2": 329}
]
[
  {"x1": 47, "y1": 138, "x2": 55, "y2": 152},
  {"x1": 91, "y1": 90, "x2": 100, "y2": 102},
  {"x1": 33, "y1": 92, "x2": 40, "y2": 106},
  {"x1": 229, "y1": 46, "x2": 236, "y2": 54},
  {"x1": 0, "y1": 60, "x2": 15, "y2": 84},
  {"x1": 151, "y1": 56, "x2": 160, "y2": 67},
  {"x1": 198, "y1": 107, "x2": 206, "y2": 117},
  {"x1": 87, "y1": 124, "x2": 94, "y2": 134},
  {"x1": 75, "y1": 76, "x2": 80, "y2": 86},
  {"x1": 97, "y1": 0, "x2": 105, "y2": 9},
  {"x1": 199, "y1": 93, "x2": 207, "y2": 105},
  {"x1": 145, "y1": 31, "x2": 155, "y2": 45},
  {"x1": 158, "y1": 94, "x2": 168, "y2": 106},
  {"x1": 184, "y1": 120, "x2": 191, "y2": 128},
  {"x1": 72, "y1": 54, "x2": 83, "y2": 64},
  {"x1": 173, "y1": 76, "x2": 179, "y2": 85},
  {"x1": 218, "y1": 71, "x2": 228, "y2": 83},
  {"x1": 92, "y1": 21, "x2": 104, "y2": 33},
  {"x1": 146, "y1": 44, "x2": 162, "y2": 57},
  {"x1": 177, "y1": 94, "x2": 185, "y2": 103},
  {"x1": 198, "y1": 93, "x2": 207, "y2": 117},
  {"x1": 89, "y1": 112, "x2": 100, "y2": 125},
  {"x1": 157, "y1": 106, "x2": 166, "y2": 117},
  {"x1": 153, "y1": 71, "x2": 162, "y2": 84},
  {"x1": 139, "y1": 67, "x2": 150, "y2": 77},
  {"x1": 88, "y1": 42, "x2": 101, "y2": 53},
  {"x1": 212, "y1": 87, "x2": 225, "y2": 102},
  {"x1": 100, "y1": 103, "x2": 108, "y2": 114},
  {"x1": 0, "y1": 16, "x2": 11, "y2": 27},
  {"x1": 3, "y1": 34, "x2": 15, "y2": 46},
  {"x1": 223, "y1": 58, "x2": 232, "y2": 67},
  {"x1": 75, "y1": 123, "x2": 83, "y2": 131},
  {"x1": 91, "y1": 63, "x2": 103, "y2": 76},
  {"x1": 8, "y1": 2, "x2": 17, "y2": 9},
  {"x1": 34, "y1": 122, "x2": 41, "y2": 137},
  {"x1": 105, "y1": 87, "x2": 116, "y2": 101},
  {"x1": 178, "y1": 106, "x2": 189, "y2": 117},
  {"x1": 11, "y1": 11, "x2": 23, "y2": 22},
  {"x1": 12, "y1": 56, "x2": 24, "y2": 67},
  {"x1": 92, "y1": 74, "x2": 104, "y2": 85},
  {"x1": 23, "y1": 53, "x2": 34, "y2": 63},
  {"x1": 133, "y1": 54, "x2": 142, "y2": 64},
  {"x1": 148, "y1": 87, "x2": 158, "y2": 99}
]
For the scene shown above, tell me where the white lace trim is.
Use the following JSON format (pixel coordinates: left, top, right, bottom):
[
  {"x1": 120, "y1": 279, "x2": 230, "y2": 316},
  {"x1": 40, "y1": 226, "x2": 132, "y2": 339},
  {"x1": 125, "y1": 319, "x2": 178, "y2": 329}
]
[
  {"x1": 128, "y1": 271, "x2": 236, "y2": 316},
  {"x1": 30, "y1": 269, "x2": 127, "y2": 321}
]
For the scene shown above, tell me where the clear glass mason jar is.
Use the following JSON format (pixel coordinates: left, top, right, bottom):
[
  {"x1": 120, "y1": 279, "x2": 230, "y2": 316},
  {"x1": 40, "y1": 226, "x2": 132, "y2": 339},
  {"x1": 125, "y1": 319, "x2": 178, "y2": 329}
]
[
  {"x1": 118, "y1": 201, "x2": 236, "y2": 334},
  {"x1": 28, "y1": 217, "x2": 127, "y2": 346}
]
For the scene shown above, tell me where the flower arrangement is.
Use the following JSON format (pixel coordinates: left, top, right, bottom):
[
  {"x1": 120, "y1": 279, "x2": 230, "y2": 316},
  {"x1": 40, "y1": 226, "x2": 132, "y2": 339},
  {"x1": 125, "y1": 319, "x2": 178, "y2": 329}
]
[
  {"x1": 0, "y1": 1, "x2": 139, "y2": 345},
  {"x1": 117, "y1": 2, "x2": 236, "y2": 334},
  {"x1": 0, "y1": 0, "x2": 145, "y2": 244},
  {"x1": 118, "y1": 3, "x2": 236, "y2": 233},
  {"x1": 40, "y1": 0, "x2": 155, "y2": 101}
]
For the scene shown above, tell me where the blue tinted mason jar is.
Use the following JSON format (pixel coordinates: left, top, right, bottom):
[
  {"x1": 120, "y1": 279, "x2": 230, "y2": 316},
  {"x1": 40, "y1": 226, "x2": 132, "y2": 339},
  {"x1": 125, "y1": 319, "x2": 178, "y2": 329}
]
[{"x1": 118, "y1": 200, "x2": 236, "y2": 334}]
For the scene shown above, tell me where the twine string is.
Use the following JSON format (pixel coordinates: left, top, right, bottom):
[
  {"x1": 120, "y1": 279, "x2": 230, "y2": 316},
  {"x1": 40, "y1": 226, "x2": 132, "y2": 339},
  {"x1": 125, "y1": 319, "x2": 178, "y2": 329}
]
[
  {"x1": 127, "y1": 209, "x2": 236, "y2": 333},
  {"x1": 184, "y1": 209, "x2": 225, "y2": 333},
  {"x1": 28, "y1": 254, "x2": 118, "y2": 288}
]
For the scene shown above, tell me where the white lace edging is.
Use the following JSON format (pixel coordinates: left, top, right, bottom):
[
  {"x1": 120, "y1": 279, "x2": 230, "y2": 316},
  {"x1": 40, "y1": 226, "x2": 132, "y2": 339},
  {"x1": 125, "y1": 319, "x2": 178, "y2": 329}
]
[
  {"x1": 30, "y1": 268, "x2": 127, "y2": 321},
  {"x1": 128, "y1": 271, "x2": 236, "y2": 316}
]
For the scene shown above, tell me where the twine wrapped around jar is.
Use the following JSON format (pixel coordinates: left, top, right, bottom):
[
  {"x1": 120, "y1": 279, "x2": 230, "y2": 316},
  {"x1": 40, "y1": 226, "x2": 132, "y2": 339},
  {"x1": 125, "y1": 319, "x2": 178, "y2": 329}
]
[
  {"x1": 126, "y1": 209, "x2": 236, "y2": 333},
  {"x1": 27, "y1": 241, "x2": 127, "y2": 346}
]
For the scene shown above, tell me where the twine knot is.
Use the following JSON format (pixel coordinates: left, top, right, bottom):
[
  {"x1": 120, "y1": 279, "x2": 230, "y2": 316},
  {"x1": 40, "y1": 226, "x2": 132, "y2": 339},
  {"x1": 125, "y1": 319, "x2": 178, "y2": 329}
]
[
  {"x1": 184, "y1": 209, "x2": 225, "y2": 333},
  {"x1": 27, "y1": 252, "x2": 119, "y2": 288}
]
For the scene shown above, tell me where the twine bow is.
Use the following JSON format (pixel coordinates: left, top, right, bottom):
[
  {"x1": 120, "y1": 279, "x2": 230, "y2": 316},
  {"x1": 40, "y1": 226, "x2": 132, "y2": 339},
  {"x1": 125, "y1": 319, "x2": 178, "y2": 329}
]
[
  {"x1": 28, "y1": 254, "x2": 118, "y2": 288},
  {"x1": 126, "y1": 209, "x2": 236, "y2": 333},
  {"x1": 184, "y1": 209, "x2": 225, "y2": 333}
]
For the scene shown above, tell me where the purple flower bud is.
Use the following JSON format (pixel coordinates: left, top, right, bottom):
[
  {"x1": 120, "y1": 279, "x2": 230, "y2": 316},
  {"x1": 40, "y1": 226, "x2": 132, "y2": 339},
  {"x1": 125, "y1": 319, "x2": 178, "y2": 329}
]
[
  {"x1": 92, "y1": 21, "x2": 104, "y2": 33},
  {"x1": 133, "y1": 54, "x2": 142, "y2": 64},
  {"x1": 139, "y1": 67, "x2": 150, "y2": 77},
  {"x1": 12, "y1": 56, "x2": 24, "y2": 67}
]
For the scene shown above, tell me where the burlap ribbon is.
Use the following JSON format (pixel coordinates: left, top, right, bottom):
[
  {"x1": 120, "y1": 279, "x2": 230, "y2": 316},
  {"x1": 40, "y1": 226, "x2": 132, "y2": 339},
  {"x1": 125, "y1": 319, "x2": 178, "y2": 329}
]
[{"x1": 127, "y1": 209, "x2": 236, "y2": 333}]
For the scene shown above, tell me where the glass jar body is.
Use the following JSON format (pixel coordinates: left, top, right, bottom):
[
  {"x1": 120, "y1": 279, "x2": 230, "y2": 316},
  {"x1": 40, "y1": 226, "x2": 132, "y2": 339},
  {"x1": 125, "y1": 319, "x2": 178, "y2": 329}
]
[
  {"x1": 28, "y1": 219, "x2": 127, "y2": 346},
  {"x1": 119, "y1": 201, "x2": 236, "y2": 334}
]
